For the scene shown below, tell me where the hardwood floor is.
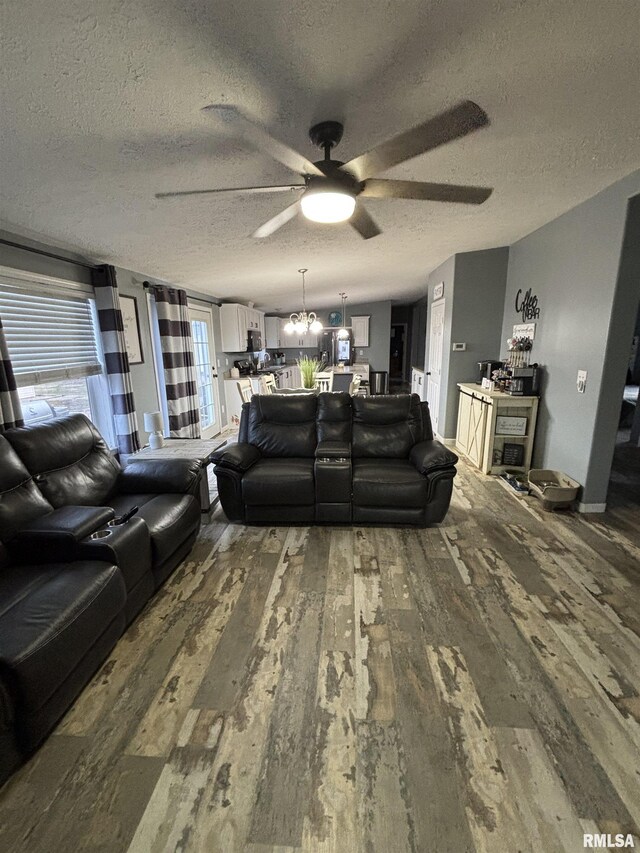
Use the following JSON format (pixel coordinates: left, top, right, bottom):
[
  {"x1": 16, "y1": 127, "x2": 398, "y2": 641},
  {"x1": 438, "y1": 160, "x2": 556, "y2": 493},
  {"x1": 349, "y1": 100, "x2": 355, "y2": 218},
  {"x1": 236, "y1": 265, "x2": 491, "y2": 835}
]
[{"x1": 1, "y1": 458, "x2": 639, "y2": 852}]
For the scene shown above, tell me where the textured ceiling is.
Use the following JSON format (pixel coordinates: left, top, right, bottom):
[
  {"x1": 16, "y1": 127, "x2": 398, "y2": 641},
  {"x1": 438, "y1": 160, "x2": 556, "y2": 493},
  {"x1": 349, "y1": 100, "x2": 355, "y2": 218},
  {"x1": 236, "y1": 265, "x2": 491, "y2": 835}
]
[{"x1": 1, "y1": 0, "x2": 639, "y2": 311}]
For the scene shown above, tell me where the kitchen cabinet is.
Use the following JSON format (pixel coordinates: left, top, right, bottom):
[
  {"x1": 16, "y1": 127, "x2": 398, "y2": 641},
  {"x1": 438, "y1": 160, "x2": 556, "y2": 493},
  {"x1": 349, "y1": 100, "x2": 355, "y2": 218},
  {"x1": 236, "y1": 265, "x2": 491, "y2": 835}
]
[
  {"x1": 220, "y1": 303, "x2": 265, "y2": 352},
  {"x1": 280, "y1": 328, "x2": 318, "y2": 349},
  {"x1": 265, "y1": 316, "x2": 282, "y2": 349},
  {"x1": 351, "y1": 315, "x2": 370, "y2": 347},
  {"x1": 411, "y1": 367, "x2": 425, "y2": 400},
  {"x1": 456, "y1": 383, "x2": 539, "y2": 474}
]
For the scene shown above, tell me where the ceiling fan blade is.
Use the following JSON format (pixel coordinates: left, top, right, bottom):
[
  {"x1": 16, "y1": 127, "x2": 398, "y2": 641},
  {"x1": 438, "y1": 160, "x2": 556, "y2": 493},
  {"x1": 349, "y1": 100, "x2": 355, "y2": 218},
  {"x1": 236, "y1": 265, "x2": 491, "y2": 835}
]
[
  {"x1": 342, "y1": 100, "x2": 489, "y2": 181},
  {"x1": 156, "y1": 185, "x2": 304, "y2": 199},
  {"x1": 350, "y1": 204, "x2": 381, "y2": 240},
  {"x1": 360, "y1": 179, "x2": 492, "y2": 204},
  {"x1": 203, "y1": 105, "x2": 325, "y2": 177},
  {"x1": 252, "y1": 200, "x2": 300, "y2": 239}
]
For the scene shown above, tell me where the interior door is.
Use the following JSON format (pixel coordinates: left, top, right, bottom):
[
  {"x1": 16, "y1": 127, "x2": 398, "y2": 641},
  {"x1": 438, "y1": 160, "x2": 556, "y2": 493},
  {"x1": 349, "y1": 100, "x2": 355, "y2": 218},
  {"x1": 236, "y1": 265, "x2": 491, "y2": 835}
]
[
  {"x1": 188, "y1": 305, "x2": 221, "y2": 439},
  {"x1": 426, "y1": 299, "x2": 445, "y2": 434}
]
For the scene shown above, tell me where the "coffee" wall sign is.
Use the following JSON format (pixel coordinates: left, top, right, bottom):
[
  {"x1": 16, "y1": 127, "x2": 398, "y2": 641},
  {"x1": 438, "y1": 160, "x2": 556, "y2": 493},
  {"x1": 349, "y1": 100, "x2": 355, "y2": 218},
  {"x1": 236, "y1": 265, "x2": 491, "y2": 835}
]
[{"x1": 515, "y1": 288, "x2": 540, "y2": 321}]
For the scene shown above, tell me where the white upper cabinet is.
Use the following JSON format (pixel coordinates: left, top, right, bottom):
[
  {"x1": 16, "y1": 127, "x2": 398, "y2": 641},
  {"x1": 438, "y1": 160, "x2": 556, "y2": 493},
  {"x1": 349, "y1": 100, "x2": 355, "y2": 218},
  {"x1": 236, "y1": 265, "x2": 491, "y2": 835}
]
[
  {"x1": 265, "y1": 316, "x2": 282, "y2": 349},
  {"x1": 220, "y1": 303, "x2": 265, "y2": 352},
  {"x1": 351, "y1": 315, "x2": 370, "y2": 347}
]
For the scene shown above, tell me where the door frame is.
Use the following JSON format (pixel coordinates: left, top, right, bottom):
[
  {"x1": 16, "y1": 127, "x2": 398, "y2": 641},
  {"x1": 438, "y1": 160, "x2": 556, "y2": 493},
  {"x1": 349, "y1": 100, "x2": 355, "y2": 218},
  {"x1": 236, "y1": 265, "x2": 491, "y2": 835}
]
[
  {"x1": 188, "y1": 301, "x2": 221, "y2": 439},
  {"x1": 426, "y1": 298, "x2": 446, "y2": 438}
]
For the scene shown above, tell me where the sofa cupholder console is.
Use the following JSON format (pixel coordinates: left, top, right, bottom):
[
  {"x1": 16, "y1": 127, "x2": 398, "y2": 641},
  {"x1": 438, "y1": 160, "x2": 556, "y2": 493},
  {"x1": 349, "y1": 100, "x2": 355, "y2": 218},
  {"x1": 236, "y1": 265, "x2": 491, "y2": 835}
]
[{"x1": 315, "y1": 441, "x2": 352, "y2": 523}]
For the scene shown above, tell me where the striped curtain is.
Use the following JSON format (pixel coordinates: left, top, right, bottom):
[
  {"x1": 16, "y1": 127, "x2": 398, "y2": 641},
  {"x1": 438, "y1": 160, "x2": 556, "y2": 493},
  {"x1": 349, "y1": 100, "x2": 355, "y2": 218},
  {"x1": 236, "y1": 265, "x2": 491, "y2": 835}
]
[
  {"x1": 0, "y1": 316, "x2": 24, "y2": 432},
  {"x1": 92, "y1": 265, "x2": 141, "y2": 454},
  {"x1": 150, "y1": 285, "x2": 200, "y2": 438}
]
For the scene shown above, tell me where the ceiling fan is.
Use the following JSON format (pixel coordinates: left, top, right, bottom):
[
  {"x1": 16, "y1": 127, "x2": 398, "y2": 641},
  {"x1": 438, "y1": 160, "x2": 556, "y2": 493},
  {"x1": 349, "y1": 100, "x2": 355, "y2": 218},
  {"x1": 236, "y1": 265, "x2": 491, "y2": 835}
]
[{"x1": 156, "y1": 101, "x2": 493, "y2": 240}]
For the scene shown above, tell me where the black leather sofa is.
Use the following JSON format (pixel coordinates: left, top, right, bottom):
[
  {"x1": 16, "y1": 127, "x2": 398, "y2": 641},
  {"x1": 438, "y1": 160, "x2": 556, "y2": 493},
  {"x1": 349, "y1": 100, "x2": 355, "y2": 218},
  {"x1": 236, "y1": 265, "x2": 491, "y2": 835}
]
[
  {"x1": 212, "y1": 392, "x2": 458, "y2": 525},
  {"x1": 0, "y1": 414, "x2": 202, "y2": 785}
]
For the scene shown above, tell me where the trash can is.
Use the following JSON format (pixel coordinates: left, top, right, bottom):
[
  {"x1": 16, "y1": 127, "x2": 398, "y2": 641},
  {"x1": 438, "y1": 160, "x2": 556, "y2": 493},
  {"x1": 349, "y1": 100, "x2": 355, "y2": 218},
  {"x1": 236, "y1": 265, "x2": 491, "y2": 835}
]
[{"x1": 369, "y1": 371, "x2": 389, "y2": 395}]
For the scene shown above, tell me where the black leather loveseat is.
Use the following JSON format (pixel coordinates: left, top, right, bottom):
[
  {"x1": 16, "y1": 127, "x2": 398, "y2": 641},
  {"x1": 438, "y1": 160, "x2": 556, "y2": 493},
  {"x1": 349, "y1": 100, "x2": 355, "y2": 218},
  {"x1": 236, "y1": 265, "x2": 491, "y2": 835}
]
[
  {"x1": 212, "y1": 392, "x2": 458, "y2": 525},
  {"x1": 0, "y1": 414, "x2": 202, "y2": 784}
]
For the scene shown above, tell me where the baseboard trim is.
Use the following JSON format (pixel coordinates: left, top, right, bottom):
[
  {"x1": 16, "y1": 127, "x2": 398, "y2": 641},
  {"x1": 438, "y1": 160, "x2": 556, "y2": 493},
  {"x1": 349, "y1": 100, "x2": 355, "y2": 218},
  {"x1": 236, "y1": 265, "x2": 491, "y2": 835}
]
[
  {"x1": 439, "y1": 436, "x2": 458, "y2": 447},
  {"x1": 578, "y1": 501, "x2": 607, "y2": 514}
]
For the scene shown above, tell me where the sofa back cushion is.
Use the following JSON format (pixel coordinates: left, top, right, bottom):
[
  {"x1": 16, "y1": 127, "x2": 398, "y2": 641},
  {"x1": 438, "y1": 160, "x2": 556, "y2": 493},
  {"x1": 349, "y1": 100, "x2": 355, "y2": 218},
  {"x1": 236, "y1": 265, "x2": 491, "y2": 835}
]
[
  {"x1": 247, "y1": 394, "x2": 318, "y2": 457},
  {"x1": 4, "y1": 414, "x2": 121, "y2": 508},
  {"x1": 317, "y1": 392, "x2": 352, "y2": 443},
  {"x1": 0, "y1": 434, "x2": 53, "y2": 541},
  {"x1": 352, "y1": 394, "x2": 422, "y2": 458}
]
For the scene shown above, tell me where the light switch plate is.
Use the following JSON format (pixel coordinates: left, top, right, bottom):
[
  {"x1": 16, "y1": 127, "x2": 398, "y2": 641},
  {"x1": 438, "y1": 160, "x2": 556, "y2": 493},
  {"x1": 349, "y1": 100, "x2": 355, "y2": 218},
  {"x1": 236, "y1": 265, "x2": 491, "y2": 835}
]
[
  {"x1": 452, "y1": 342, "x2": 467, "y2": 351},
  {"x1": 577, "y1": 369, "x2": 587, "y2": 393}
]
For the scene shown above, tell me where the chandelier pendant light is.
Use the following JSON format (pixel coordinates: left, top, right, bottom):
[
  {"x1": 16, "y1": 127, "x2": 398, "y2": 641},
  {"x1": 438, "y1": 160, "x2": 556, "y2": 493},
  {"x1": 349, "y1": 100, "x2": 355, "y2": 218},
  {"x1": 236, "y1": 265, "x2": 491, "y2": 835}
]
[
  {"x1": 337, "y1": 292, "x2": 349, "y2": 339},
  {"x1": 284, "y1": 269, "x2": 323, "y2": 336}
]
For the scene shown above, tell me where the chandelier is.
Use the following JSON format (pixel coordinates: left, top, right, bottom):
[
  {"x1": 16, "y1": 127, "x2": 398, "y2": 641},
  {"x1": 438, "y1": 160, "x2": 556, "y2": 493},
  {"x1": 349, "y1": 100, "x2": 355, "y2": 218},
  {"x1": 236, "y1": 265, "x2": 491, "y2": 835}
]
[
  {"x1": 284, "y1": 269, "x2": 323, "y2": 335},
  {"x1": 337, "y1": 292, "x2": 349, "y2": 339}
]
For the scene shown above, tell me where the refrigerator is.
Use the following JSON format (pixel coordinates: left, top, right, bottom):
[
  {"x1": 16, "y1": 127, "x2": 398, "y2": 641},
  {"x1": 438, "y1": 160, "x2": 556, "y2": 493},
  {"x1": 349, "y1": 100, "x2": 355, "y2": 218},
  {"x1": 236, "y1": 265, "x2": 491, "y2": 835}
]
[{"x1": 319, "y1": 329, "x2": 354, "y2": 366}]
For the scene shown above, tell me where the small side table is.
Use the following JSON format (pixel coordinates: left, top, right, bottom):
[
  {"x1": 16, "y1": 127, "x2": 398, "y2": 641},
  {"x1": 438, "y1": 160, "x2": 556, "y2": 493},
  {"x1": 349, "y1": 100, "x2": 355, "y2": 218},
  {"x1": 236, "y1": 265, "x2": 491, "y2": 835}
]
[{"x1": 132, "y1": 436, "x2": 230, "y2": 514}]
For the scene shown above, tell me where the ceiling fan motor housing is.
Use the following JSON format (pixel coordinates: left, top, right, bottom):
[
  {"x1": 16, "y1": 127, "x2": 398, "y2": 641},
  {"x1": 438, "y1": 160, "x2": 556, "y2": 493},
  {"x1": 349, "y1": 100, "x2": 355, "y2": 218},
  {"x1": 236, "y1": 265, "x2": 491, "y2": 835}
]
[{"x1": 308, "y1": 120, "x2": 344, "y2": 151}]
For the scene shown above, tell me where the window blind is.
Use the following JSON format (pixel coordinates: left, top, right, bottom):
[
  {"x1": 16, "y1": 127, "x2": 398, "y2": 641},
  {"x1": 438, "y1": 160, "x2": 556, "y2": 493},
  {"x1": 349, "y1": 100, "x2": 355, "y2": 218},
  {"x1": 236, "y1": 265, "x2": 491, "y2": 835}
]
[{"x1": 0, "y1": 283, "x2": 102, "y2": 385}]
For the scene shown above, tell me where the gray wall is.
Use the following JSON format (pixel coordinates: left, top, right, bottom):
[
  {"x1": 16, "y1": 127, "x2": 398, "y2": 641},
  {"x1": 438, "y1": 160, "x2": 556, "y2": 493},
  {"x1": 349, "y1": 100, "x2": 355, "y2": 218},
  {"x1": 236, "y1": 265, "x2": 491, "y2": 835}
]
[
  {"x1": 0, "y1": 232, "x2": 229, "y2": 435},
  {"x1": 424, "y1": 248, "x2": 509, "y2": 438},
  {"x1": 500, "y1": 171, "x2": 640, "y2": 506}
]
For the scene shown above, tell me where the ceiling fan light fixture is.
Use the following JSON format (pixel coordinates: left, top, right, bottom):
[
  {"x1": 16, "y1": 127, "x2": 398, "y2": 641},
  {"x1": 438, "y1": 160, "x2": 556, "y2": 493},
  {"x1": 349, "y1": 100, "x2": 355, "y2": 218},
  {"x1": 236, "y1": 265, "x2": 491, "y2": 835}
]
[{"x1": 300, "y1": 189, "x2": 356, "y2": 223}]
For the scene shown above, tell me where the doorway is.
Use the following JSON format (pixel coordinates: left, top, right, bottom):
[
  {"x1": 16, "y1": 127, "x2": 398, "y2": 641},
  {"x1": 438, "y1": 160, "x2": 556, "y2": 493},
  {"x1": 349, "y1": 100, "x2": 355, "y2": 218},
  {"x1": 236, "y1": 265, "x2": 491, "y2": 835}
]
[
  {"x1": 188, "y1": 304, "x2": 221, "y2": 440},
  {"x1": 389, "y1": 323, "x2": 408, "y2": 392},
  {"x1": 426, "y1": 299, "x2": 445, "y2": 436}
]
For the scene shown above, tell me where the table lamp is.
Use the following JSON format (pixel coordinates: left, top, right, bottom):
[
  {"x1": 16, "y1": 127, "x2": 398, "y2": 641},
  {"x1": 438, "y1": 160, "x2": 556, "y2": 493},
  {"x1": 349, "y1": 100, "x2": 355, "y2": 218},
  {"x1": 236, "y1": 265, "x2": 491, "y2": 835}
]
[{"x1": 144, "y1": 411, "x2": 164, "y2": 449}]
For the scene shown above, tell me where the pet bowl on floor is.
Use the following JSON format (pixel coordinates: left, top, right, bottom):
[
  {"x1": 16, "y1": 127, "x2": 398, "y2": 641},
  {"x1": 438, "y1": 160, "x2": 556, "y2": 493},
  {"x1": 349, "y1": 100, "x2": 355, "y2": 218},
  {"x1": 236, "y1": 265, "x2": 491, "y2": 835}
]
[{"x1": 528, "y1": 469, "x2": 580, "y2": 510}]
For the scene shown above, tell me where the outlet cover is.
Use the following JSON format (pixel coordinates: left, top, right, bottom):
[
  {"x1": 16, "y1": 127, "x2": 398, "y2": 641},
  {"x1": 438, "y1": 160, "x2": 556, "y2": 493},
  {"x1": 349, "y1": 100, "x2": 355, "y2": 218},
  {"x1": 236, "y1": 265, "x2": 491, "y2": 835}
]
[{"x1": 452, "y1": 342, "x2": 467, "y2": 352}]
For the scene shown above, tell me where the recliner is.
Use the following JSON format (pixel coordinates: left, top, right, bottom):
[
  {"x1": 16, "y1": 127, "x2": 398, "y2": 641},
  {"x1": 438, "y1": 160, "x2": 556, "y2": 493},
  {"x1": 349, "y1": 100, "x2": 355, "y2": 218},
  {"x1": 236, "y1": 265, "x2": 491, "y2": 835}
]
[
  {"x1": 213, "y1": 392, "x2": 458, "y2": 526},
  {"x1": 0, "y1": 414, "x2": 203, "y2": 785}
]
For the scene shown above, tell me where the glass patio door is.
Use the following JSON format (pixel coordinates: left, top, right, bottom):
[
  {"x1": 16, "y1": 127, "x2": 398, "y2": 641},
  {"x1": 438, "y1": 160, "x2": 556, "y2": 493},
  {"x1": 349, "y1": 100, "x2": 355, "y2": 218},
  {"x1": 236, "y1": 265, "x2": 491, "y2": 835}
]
[{"x1": 188, "y1": 304, "x2": 220, "y2": 439}]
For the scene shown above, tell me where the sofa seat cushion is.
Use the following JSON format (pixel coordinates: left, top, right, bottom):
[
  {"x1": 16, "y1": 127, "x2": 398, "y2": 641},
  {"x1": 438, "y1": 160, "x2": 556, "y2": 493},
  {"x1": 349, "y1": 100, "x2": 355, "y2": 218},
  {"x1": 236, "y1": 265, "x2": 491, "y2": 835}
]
[
  {"x1": 352, "y1": 459, "x2": 427, "y2": 508},
  {"x1": 242, "y1": 459, "x2": 315, "y2": 506},
  {"x1": 0, "y1": 561, "x2": 125, "y2": 712},
  {"x1": 132, "y1": 495, "x2": 201, "y2": 565}
]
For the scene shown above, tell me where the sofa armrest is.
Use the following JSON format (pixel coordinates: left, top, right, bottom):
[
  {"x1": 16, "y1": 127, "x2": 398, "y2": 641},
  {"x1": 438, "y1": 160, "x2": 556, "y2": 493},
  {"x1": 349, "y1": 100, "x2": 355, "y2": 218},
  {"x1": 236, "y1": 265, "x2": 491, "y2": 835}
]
[
  {"x1": 211, "y1": 443, "x2": 261, "y2": 473},
  {"x1": 9, "y1": 505, "x2": 116, "y2": 564},
  {"x1": 12, "y1": 505, "x2": 115, "y2": 544},
  {"x1": 410, "y1": 440, "x2": 458, "y2": 475},
  {"x1": 118, "y1": 459, "x2": 202, "y2": 495}
]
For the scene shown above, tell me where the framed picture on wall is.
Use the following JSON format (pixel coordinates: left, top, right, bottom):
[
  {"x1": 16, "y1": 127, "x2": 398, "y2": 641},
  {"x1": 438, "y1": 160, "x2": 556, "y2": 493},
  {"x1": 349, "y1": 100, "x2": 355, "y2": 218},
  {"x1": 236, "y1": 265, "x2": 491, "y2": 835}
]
[{"x1": 120, "y1": 295, "x2": 144, "y2": 364}]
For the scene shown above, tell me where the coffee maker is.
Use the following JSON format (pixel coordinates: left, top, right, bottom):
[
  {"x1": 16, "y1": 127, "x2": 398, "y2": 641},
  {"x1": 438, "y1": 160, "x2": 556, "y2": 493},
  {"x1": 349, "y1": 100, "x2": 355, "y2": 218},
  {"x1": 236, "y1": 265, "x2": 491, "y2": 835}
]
[
  {"x1": 476, "y1": 360, "x2": 503, "y2": 384},
  {"x1": 508, "y1": 366, "x2": 540, "y2": 396}
]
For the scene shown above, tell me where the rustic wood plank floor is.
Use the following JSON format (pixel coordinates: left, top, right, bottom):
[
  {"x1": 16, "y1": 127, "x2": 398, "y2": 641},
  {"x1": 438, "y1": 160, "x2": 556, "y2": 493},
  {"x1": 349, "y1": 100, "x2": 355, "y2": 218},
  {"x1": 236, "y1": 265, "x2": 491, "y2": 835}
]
[{"x1": 1, "y1": 457, "x2": 639, "y2": 852}]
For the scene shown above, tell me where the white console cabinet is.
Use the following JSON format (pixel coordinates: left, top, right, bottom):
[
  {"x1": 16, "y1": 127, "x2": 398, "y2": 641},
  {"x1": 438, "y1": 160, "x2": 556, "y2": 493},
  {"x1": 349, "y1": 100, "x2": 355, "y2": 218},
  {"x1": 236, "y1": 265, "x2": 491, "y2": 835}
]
[{"x1": 455, "y1": 383, "x2": 539, "y2": 475}]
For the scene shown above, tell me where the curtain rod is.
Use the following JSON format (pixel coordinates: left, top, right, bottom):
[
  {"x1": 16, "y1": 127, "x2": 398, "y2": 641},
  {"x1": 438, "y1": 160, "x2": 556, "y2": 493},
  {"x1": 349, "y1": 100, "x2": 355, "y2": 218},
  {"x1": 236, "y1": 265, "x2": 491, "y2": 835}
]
[{"x1": 0, "y1": 238, "x2": 98, "y2": 271}]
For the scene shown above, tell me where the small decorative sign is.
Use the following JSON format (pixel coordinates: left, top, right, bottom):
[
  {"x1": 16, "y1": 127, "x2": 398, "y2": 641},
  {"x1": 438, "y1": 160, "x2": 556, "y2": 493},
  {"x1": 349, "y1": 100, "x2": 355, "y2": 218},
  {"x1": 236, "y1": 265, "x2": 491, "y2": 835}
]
[
  {"x1": 433, "y1": 282, "x2": 444, "y2": 300},
  {"x1": 497, "y1": 415, "x2": 527, "y2": 436},
  {"x1": 515, "y1": 288, "x2": 540, "y2": 321},
  {"x1": 481, "y1": 378, "x2": 495, "y2": 391},
  {"x1": 513, "y1": 322, "x2": 536, "y2": 340},
  {"x1": 503, "y1": 442, "x2": 525, "y2": 466}
]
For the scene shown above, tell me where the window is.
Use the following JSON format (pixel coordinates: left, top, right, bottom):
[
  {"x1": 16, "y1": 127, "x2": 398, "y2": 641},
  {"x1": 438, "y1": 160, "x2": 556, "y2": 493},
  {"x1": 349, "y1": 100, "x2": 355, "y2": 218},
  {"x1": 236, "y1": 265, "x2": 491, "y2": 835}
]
[{"x1": 0, "y1": 278, "x2": 115, "y2": 445}]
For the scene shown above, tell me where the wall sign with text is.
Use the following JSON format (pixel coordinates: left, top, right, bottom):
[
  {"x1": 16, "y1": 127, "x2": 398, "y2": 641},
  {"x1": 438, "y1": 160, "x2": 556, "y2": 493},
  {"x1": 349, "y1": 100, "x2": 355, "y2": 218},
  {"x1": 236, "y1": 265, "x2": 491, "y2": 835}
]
[{"x1": 515, "y1": 288, "x2": 540, "y2": 321}]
